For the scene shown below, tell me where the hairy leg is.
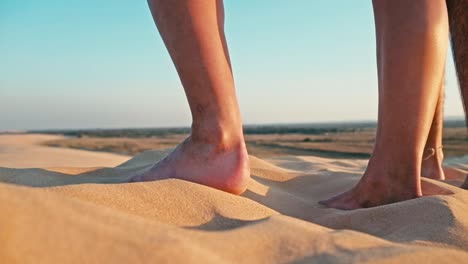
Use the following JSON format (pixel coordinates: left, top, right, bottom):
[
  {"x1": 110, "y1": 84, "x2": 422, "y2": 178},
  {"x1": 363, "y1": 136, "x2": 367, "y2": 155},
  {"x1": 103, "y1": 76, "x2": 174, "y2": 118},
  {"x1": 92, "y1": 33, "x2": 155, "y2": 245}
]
[
  {"x1": 321, "y1": 0, "x2": 449, "y2": 209},
  {"x1": 130, "y1": 0, "x2": 250, "y2": 194},
  {"x1": 422, "y1": 79, "x2": 446, "y2": 180}
]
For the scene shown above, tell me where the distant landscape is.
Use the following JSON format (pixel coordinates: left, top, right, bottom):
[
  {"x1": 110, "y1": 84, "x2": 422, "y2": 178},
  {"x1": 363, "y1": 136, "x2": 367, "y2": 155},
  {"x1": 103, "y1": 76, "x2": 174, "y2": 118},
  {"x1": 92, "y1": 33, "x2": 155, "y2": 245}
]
[{"x1": 32, "y1": 120, "x2": 467, "y2": 159}]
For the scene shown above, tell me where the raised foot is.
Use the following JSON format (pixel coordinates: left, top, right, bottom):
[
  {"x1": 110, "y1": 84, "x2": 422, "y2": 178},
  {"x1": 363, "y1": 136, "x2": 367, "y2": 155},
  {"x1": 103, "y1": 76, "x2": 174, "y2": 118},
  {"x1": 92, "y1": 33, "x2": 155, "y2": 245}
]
[
  {"x1": 129, "y1": 136, "x2": 250, "y2": 195},
  {"x1": 319, "y1": 174, "x2": 422, "y2": 210}
]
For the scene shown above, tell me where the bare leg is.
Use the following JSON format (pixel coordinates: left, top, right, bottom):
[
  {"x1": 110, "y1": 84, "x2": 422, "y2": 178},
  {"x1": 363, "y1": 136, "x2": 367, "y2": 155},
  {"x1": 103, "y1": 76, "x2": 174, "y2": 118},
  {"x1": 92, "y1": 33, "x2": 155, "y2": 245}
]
[
  {"x1": 447, "y1": 0, "x2": 468, "y2": 124},
  {"x1": 421, "y1": 80, "x2": 445, "y2": 180},
  {"x1": 320, "y1": 0, "x2": 449, "y2": 209},
  {"x1": 446, "y1": 0, "x2": 468, "y2": 189},
  {"x1": 130, "y1": 0, "x2": 250, "y2": 194}
]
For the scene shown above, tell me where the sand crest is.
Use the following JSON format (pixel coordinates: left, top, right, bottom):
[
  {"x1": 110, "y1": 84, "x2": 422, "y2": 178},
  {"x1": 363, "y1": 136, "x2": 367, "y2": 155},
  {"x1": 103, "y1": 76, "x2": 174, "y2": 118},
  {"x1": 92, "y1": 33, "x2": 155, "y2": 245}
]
[{"x1": 0, "y1": 134, "x2": 467, "y2": 263}]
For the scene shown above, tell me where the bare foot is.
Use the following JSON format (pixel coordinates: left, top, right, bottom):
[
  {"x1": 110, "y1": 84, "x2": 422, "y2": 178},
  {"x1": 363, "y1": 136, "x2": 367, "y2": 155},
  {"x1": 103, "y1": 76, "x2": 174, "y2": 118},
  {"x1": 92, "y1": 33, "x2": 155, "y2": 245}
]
[
  {"x1": 319, "y1": 162, "x2": 422, "y2": 210},
  {"x1": 129, "y1": 136, "x2": 250, "y2": 195},
  {"x1": 421, "y1": 147, "x2": 445, "y2": 180}
]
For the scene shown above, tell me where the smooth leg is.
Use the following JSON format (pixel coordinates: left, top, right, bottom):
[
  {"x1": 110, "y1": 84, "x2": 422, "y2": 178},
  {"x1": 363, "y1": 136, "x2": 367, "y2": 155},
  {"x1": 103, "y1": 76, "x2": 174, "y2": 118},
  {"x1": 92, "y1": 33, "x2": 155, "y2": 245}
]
[
  {"x1": 321, "y1": 0, "x2": 449, "y2": 209},
  {"x1": 422, "y1": 81, "x2": 446, "y2": 180},
  {"x1": 130, "y1": 0, "x2": 250, "y2": 195}
]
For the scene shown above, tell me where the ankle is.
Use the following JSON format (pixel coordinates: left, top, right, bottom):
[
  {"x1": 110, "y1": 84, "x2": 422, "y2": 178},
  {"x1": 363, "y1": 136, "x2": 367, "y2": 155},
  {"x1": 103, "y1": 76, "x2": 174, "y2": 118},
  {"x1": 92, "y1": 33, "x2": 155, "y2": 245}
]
[
  {"x1": 367, "y1": 154, "x2": 420, "y2": 184},
  {"x1": 369, "y1": 147, "x2": 421, "y2": 172},
  {"x1": 190, "y1": 120, "x2": 245, "y2": 150},
  {"x1": 422, "y1": 146, "x2": 444, "y2": 163},
  {"x1": 421, "y1": 146, "x2": 445, "y2": 180}
]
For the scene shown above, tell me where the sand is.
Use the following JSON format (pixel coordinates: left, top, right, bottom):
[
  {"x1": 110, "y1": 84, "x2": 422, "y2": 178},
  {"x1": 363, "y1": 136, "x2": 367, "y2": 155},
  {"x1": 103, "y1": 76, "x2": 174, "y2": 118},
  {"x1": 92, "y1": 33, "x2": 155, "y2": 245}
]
[
  {"x1": 0, "y1": 134, "x2": 130, "y2": 168},
  {"x1": 0, "y1": 134, "x2": 467, "y2": 263}
]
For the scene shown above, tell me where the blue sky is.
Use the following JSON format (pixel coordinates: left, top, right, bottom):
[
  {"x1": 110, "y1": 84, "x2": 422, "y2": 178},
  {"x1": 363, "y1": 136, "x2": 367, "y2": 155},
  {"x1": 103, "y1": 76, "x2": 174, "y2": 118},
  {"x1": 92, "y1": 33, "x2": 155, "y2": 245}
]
[{"x1": 0, "y1": 0, "x2": 464, "y2": 130}]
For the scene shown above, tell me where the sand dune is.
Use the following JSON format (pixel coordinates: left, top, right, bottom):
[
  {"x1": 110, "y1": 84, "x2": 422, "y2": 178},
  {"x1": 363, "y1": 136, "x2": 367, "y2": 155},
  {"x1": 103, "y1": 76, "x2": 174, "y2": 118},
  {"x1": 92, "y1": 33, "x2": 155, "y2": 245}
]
[
  {"x1": 0, "y1": 134, "x2": 467, "y2": 263},
  {"x1": 0, "y1": 134, "x2": 130, "y2": 169}
]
